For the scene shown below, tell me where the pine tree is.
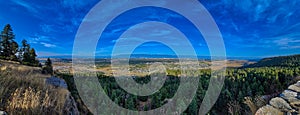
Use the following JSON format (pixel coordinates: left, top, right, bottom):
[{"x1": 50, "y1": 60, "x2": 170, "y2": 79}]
[
  {"x1": 29, "y1": 48, "x2": 39, "y2": 66},
  {"x1": 18, "y1": 39, "x2": 29, "y2": 61},
  {"x1": 187, "y1": 99, "x2": 198, "y2": 114},
  {"x1": 43, "y1": 58, "x2": 53, "y2": 75},
  {"x1": 45, "y1": 58, "x2": 52, "y2": 67},
  {"x1": 19, "y1": 40, "x2": 39, "y2": 66},
  {"x1": 0, "y1": 24, "x2": 40, "y2": 66},
  {"x1": 0, "y1": 24, "x2": 18, "y2": 60},
  {"x1": 10, "y1": 41, "x2": 18, "y2": 61}
]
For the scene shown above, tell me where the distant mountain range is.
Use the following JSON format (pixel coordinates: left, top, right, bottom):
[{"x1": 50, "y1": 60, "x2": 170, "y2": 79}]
[{"x1": 38, "y1": 54, "x2": 262, "y2": 60}]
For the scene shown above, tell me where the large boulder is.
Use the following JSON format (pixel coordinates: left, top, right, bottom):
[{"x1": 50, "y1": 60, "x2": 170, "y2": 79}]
[
  {"x1": 255, "y1": 105, "x2": 283, "y2": 115},
  {"x1": 45, "y1": 76, "x2": 68, "y2": 88},
  {"x1": 288, "y1": 84, "x2": 300, "y2": 92},
  {"x1": 269, "y1": 97, "x2": 294, "y2": 112},
  {"x1": 0, "y1": 111, "x2": 7, "y2": 115},
  {"x1": 256, "y1": 81, "x2": 300, "y2": 114},
  {"x1": 280, "y1": 90, "x2": 299, "y2": 103}
]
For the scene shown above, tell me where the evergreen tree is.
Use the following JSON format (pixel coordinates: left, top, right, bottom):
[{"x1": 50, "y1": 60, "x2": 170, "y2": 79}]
[
  {"x1": 0, "y1": 24, "x2": 18, "y2": 60},
  {"x1": 187, "y1": 99, "x2": 198, "y2": 114},
  {"x1": 29, "y1": 48, "x2": 39, "y2": 66},
  {"x1": 45, "y1": 58, "x2": 52, "y2": 67},
  {"x1": 19, "y1": 39, "x2": 39, "y2": 66},
  {"x1": 43, "y1": 58, "x2": 53, "y2": 75},
  {"x1": 18, "y1": 39, "x2": 29, "y2": 61},
  {"x1": 10, "y1": 41, "x2": 18, "y2": 61}
]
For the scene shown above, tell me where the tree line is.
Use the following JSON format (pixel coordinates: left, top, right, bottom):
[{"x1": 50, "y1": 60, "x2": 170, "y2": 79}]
[
  {"x1": 0, "y1": 24, "x2": 53, "y2": 74},
  {"x1": 245, "y1": 54, "x2": 300, "y2": 68}
]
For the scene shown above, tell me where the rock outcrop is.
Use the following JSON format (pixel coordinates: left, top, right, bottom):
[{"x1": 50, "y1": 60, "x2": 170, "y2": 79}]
[
  {"x1": 256, "y1": 81, "x2": 300, "y2": 115},
  {"x1": 0, "y1": 111, "x2": 7, "y2": 115},
  {"x1": 63, "y1": 92, "x2": 79, "y2": 115},
  {"x1": 46, "y1": 76, "x2": 68, "y2": 88}
]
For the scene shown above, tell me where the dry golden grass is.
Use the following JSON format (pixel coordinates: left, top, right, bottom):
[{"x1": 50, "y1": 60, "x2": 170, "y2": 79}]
[
  {"x1": 227, "y1": 100, "x2": 241, "y2": 115},
  {"x1": 243, "y1": 96, "x2": 267, "y2": 115},
  {"x1": 244, "y1": 97, "x2": 259, "y2": 115},
  {"x1": 5, "y1": 86, "x2": 69, "y2": 115},
  {"x1": 0, "y1": 60, "x2": 72, "y2": 114}
]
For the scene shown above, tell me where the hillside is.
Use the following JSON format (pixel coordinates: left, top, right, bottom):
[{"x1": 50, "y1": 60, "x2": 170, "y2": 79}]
[
  {"x1": 245, "y1": 54, "x2": 300, "y2": 68},
  {"x1": 0, "y1": 60, "x2": 79, "y2": 114}
]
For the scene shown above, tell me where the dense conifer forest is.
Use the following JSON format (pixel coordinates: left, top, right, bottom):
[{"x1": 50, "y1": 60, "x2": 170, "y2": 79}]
[{"x1": 60, "y1": 55, "x2": 300, "y2": 114}]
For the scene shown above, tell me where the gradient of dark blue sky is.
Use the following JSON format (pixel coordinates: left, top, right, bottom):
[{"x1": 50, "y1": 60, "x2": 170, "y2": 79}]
[{"x1": 0, "y1": 0, "x2": 299, "y2": 57}]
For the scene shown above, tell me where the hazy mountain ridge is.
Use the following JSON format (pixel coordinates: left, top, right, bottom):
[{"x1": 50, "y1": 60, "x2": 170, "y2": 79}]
[
  {"x1": 39, "y1": 54, "x2": 262, "y2": 61},
  {"x1": 245, "y1": 54, "x2": 300, "y2": 68}
]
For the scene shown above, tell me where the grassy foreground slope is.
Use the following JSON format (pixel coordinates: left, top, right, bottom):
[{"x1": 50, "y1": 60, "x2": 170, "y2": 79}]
[{"x1": 0, "y1": 60, "x2": 78, "y2": 115}]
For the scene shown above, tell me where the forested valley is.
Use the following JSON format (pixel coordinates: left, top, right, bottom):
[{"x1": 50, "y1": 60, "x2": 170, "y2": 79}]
[{"x1": 60, "y1": 55, "x2": 300, "y2": 114}]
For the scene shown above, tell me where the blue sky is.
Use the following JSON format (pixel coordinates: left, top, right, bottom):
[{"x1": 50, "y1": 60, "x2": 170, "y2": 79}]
[{"x1": 0, "y1": 0, "x2": 299, "y2": 57}]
